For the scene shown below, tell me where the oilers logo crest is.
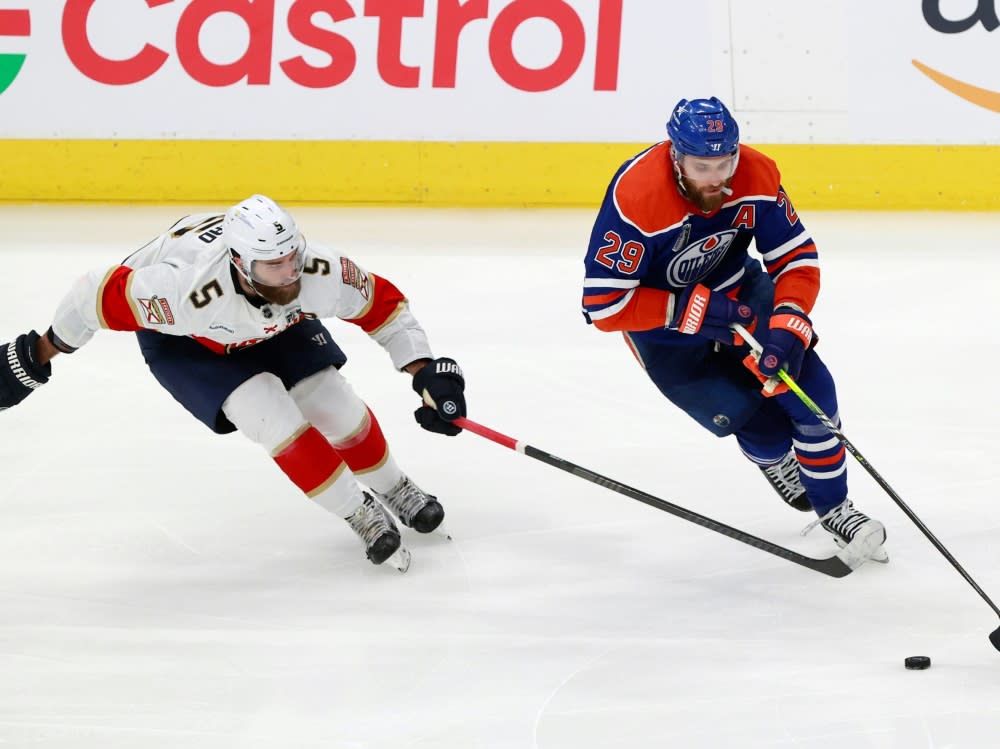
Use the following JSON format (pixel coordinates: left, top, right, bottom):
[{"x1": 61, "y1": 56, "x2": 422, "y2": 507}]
[{"x1": 666, "y1": 230, "x2": 737, "y2": 287}]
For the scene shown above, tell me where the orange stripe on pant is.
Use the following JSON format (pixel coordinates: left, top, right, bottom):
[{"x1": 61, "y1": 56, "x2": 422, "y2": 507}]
[
  {"x1": 273, "y1": 426, "x2": 345, "y2": 497},
  {"x1": 332, "y1": 408, "x2": 389, "y2": 473}
]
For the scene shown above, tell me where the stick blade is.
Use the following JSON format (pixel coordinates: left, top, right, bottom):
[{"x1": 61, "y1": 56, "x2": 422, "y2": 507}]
[{"x1": 989, "y1": 626, "x2": 1000, "y2": 653}]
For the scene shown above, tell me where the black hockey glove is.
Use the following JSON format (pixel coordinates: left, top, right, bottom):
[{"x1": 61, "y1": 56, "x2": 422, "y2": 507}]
[
  {"x1": 0, "y1": 330, "x2": 52, "y2": 411},
  {"x1": 411, "y1": 357, "x2": 466, "y2": 436}
]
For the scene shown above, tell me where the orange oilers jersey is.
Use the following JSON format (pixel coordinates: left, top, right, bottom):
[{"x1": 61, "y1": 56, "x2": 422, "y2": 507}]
[
  {"x1": 581, "y1": 142, "x2": 820, "y2": 336},
  {"x1": 50, "y1": 213, "x2": 433, "y2": 369}
]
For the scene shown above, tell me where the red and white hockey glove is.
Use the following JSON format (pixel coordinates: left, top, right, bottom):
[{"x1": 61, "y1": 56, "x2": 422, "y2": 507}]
[{"x1": 671, "y1": 283, "x2": 756, "y2": 345}]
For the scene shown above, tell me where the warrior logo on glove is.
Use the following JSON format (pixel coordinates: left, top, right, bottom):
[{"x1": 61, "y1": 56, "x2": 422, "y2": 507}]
[{"x1": 0, "y1": 330, "x2": 52, "y2": 411}]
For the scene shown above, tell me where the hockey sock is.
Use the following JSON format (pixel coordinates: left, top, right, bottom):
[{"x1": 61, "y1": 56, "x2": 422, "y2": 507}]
[
  {"x1": 273, "y1": 426, "x2": 364, "y2": 518},
  {"x1": 223, "y1": 373, "x2": 366, "y2": 517},
  {"x1": 331, "y1": 408, "x2": 404, "y2": 494}
]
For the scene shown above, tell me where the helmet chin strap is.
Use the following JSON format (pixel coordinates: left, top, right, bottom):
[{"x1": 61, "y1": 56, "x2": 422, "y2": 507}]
[
  {"x1": 670, "y1": 148, "x2": 691, "y2": 197},
  {"x1": 230, "y1": 252, "x2": 267, "y2": 298}
]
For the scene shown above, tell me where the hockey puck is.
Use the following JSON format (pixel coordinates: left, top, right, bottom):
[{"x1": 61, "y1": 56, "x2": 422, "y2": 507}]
[{"x1": 904, "y1": 656, "x2": 931, "y2": 670}]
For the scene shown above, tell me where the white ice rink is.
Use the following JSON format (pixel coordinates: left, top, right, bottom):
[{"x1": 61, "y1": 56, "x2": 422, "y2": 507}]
[{"x1": 2, "y1": 206, "x2": 1000, "y2": 748}]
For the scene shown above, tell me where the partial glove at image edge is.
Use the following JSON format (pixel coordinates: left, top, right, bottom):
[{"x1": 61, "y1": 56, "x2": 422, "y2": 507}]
[{"x1": 0, "y1": 330, "x2": 52, "y2": 411}]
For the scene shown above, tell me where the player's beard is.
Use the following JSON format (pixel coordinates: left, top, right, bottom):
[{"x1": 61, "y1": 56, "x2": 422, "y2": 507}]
[
  {"x1": 252, "y1": 279, "x2": 302, "y2": 305},
  {"x1": 681, "y1": 176, "x2": 732, "y2": 214}
]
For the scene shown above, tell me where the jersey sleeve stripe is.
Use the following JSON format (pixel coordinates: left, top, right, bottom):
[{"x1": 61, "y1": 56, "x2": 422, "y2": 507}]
[
  {"x1": 761, "y1": 231, "x2": 811, "y2": 262},
  {"x1": 586, "y1": 288, "x2": 636, "y2": 320},
  {"x1": 583, "y1": 277, "x2": 640, "y2": 289},
  {"x1": 584, "y1": 290, "x2": 629, "y2": 307},
  {"x1": 765, "y1": 243, "x2": 818, "y2": 276},
  {"x1": 344, "y1": 274, "x2": 408, "y2": 334},
  {"x1": 96, "y1": 266, "x2": 144, "y2": 331},
  {"x1": 774, "y1": 257, "x2": 820, "y2": 280}
]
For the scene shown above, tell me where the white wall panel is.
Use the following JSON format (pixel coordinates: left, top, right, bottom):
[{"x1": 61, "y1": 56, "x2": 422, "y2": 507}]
[{"x1": 1, "y1": 0, "x2": 997, "y2": 143}]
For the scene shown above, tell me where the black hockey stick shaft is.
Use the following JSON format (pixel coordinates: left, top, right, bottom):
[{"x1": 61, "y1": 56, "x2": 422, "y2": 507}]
[
  {"x1": 734, "y1": 324, "x2": 1000, "y2": 650},
  {"x1": 454, "y1": 417, "x2": 853, "y2": 578}
]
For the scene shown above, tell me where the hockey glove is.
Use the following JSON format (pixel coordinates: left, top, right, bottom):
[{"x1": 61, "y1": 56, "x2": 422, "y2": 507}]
[
  {"x1": 671, "y1": 283, "x2": 756, "y2": 344},
  {"x1": 412, "y1": 357, "x2": 466, "y2": 436},
  {"x1": 0, "y1": 330, "x2": 51, "y2": 411},
  {"x1": 757, "y1": 306, "x2": 814, "y2": 380}
]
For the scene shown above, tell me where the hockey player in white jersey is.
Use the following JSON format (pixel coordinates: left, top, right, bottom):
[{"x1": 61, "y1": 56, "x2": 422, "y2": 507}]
[{"x1": 0, "y1": 195, "x2": 468, "y2": 572}]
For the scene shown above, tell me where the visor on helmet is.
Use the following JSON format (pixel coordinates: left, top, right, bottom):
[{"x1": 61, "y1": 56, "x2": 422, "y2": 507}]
[
  {"x1": 247, "y1": 246, "x2": 305, "y2": 288},
  {"x1": 673, "y1": 150, "x2": 739, "y2": 183}
]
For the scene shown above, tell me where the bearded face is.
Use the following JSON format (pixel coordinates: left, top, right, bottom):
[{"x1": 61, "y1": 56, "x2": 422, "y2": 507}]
[
  {"x1": 232, "y1": 251, "x2": 304, "y2": 305},
  {"x1": 251, "y1": 278, "x2": 302, "y2": 305},
  {"x1": 679, "y1": 174, "x2": 732, "y2": 213},
  {"x1": 673, "y1": 152, "x2": 737, "y2": 214}
]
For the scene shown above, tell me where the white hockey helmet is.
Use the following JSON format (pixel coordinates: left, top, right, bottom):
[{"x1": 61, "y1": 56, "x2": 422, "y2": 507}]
[{"x1": 223, "y1": 194, "x2": 305, "y2": 286}]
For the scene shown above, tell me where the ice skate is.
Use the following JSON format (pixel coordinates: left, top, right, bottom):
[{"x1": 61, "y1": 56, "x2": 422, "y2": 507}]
[
  {"x1": 345, "y1": 493, "x2": 411, "y2": 572},
  {"x1": 760, "y1": 450, "x2": 812, "y2": 512},
  {"x1": 804, "y1": 498, "x2": 888, "y2": 568},
  {"x1": 375, "y1": 476, "x2": 449, "y2": 539}
]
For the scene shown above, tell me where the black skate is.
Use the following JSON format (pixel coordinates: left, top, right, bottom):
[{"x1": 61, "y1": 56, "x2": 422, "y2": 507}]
[
  {"x1": 345, "y1": 493, "x2": 411, "y2": 572},
  {"x1": 804, "y1": 498, "x2": 888, "y2": 567},
  {"x1": 760, "y1": 450, "x2": 812, "y2": 512},
  {"x1": 376, "y1": 476, "x2": 446, "y2": 535}
]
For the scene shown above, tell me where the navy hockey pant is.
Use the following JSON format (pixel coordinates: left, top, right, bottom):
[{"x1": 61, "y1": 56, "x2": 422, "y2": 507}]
[
  {"x1": 136, "y1": 319, "x2": 347, "y2": 435},
  {"x1": 630, "y1": 336, "x2": 847, "y2": 515}
]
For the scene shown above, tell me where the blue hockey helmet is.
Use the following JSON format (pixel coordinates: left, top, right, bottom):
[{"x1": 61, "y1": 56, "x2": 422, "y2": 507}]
[{"x1": 666, "y1": 97, "x2": 739, "y2": 158}]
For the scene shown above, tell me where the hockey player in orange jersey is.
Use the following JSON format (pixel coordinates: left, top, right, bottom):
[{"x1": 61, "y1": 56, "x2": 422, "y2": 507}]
[{"x1": 581, "y1": 97, "x2": 887, "y2": 565}]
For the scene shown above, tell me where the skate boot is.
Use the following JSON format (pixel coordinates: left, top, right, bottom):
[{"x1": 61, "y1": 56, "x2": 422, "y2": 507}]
[
  {"x1": 345, "y1": 493, "x2": 411, "y2": 572},
  {"x1": 805, "y1": 498, "x2": 888, "y2": 567},
  {"x1": 375, "y1": 476, "x2": 446, "y2": 534},
  {"x1": 760, "y1": 450, "x2": 812, "y2": 512}
]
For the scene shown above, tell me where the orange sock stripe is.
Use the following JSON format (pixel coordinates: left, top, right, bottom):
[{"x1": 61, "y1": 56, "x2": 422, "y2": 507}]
[
  {"x1": 273, "y1": 426, "x2": 344, "y2": 494},
  {"x1": 333, "y1": 408, "x2": 389, "y2": 473},
  {"x1": 796, "y1": 446, "x2": 846, "y2": 467}
]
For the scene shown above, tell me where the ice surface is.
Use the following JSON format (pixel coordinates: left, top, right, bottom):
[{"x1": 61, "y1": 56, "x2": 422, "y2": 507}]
[{"x1": 1, "y1": 205, "x2": 999, "y2": 748}]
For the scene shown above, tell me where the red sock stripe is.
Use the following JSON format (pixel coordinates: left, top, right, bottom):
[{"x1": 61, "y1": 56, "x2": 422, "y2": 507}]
[
  {"x1": 796, "y1": 446, "x2": 845, "y2": 467},
  {"x1": 274, "y1": 426, "x2": 344, "y2": 495},
  {"x1": 333, "y1": 408, "x2": 389, "y2": 472}
]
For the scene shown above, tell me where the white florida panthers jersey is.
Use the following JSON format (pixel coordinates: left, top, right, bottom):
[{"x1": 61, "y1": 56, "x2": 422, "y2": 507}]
[{"x1": 50, "y1": 213, "x2": 433, "y2": 369}]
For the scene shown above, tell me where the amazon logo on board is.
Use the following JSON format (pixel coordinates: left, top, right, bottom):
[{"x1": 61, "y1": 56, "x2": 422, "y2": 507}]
[{"x1": 914, "y1": 0, "x2": 1000, "y2": 113}]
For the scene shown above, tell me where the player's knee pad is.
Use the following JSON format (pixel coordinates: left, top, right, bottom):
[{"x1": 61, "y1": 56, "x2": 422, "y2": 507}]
[
  {"x1": 222, "y1": 372, "x2": 306, "y2": 450},
  {"x1": 289, "y1": 366, "x2": 368, "y2": 441}
]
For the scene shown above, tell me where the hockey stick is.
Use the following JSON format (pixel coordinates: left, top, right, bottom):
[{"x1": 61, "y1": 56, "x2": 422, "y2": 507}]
[
  {"x1": 733, "y1": 323, "x2": 1000, "y2": 652},
  {"x1": 454, "y1": 416, "x2": 856, "y2": 578}
]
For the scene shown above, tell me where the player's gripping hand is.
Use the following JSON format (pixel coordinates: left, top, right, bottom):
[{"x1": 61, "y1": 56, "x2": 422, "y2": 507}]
[
  {"x1": 412, "y1": 357, "x2": 466, "y2": 436},
  {"x1": 0, "y1": 330, "x2": 52, "y2": 411},
  {"x1": 757, "y1": 305, "x2": 814, "y2": 379},
  {"x1": 671, "y1": 283, "x2": 755, "y2": 344}
]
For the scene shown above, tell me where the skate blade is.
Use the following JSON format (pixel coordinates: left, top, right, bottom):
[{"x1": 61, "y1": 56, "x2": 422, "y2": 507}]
[
  {"x1": 432, "y1": 523, "x2": 452, "y2": 541},
  {"x1": 835, "y1": 528, "x2": 889, "y2": 570},
  {"x1": 386, "y1": 546, "x2": 411, "y2": 573}
]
